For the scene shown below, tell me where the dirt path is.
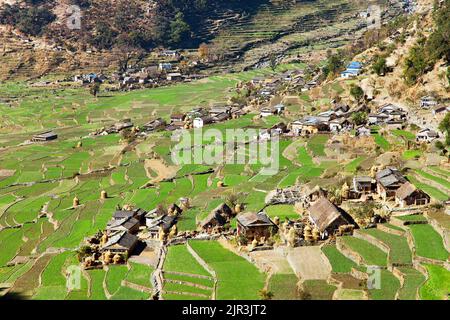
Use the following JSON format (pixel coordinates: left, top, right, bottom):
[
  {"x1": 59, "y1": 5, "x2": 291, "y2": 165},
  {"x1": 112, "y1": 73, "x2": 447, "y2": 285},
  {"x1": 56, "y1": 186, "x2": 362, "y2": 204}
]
[{"x1": 286, "y1": 246, "x2": 332, "y2": 280}]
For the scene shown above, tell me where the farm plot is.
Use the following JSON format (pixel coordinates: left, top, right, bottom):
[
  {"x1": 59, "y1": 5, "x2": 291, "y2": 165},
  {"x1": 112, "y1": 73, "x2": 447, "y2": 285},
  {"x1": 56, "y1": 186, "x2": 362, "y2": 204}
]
[
  {"x1": 368, "y1": 269, "x2": 401, "y2": 300},
  {"x1": 189, "y1": 241, "x2": 265, "y2": 300},
  {"x1": 419, "y1": 264, "x2": 450, "y2": 300},
  {"x1": 407, "y1": 175, "x2": 449, "y2": 201},
  {"x1": 268, "y1": 273, "x2": 300, "y2": 300},
  {"x1": 322, "y1": 244, "x2": 357, "y2": 273},
  {"x1": 360, "y1": 228, "x2": 412, "y2": 265},
  {"x1": 396, "y1": 267, "x2": 425, "y2": 300},
  {"x1": 340, "y1": 236, "x2": 388, "y2": 267},
  {"x1": 408, "y1": 225, "x2": 448, "y2": 261},
  {"x1": 163, "y1": 244, "x2": 214, "y2": 300}
]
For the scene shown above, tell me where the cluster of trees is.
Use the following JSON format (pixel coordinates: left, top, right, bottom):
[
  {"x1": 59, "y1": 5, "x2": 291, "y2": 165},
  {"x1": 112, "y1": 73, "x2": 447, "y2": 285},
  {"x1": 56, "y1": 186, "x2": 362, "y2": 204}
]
[
  {"x1": 0, "y1": 1, "x2": 56, "y2": 36},
  {"x1": 0, "y1": 0, "x2": 262, "y2": 50},
  {"x1": 436, "y1": 113, "x2": 450, "y2": 159},
  {"x1": 403, "y1": 0, "x2": 450, "y2": 85}
]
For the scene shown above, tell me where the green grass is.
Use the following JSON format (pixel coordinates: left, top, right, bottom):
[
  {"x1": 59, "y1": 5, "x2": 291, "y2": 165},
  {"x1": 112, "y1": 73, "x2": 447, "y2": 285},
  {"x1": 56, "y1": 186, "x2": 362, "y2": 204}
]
[
  {"x1": 189, "y1": 241, "x2": 266, "y2": 300},
  {"x1": 301, "y1": 280, "x2": 336, "y2": 300},
  {"x1": 105, "y1": 265, "x2": 129, "y2": 295},
  {"x1": 368, "y1": 269, "x2": 401, "y2": 300},
  {"x1": 307, "y1": 135, "x2": 329, "y2": 157},
  {"x1": 414, "y1": 169, "x2": 450, "y2": 190},
  {"x1": 87, "y1": 269, "x2": 107, "y2": 300},
  {"x1": 125, "y1": 262, "x2": 153, "y2": 288},
  {"x1": 345, "y1": 157, "x2": 366, "y2": 173},
  {"x1": 396, "y1": 214, "x2": 427, "y2": 222},
  {"x1": 373, "y1": 134, "x2": 391, "y2": 151},
  {"x1": 361, "y1": 229, "x2": 412, "y2": 265},
  {"x1": 322, "y1": 244, "x2": 357, "y2": 273},
  {"x1": 420, "y1": 264, "x2": 450, "y2": 300},
  {"x1": 397, "y1": 267, "x2": 425, "y2": 300},
  {"x1": 164, "y1": 245, "x2": 211, "y2": 277},
  {"x1": 111, "y1": 286, "x2": 150, "y2": 300},
  {"x1": 264, "y1": 205, "x2": 299, "y2": 220},
  {"x1": 409, "y1": 224, "x2": 448, "y2": 261},
  {"x1": 402, "y1": 149, "x2": 422, "y2": 160},
  {"x1": 391, "y1": 130, "x2": 415, "y2": 141},
  {"x1": 341, "y1": 236, "x2": 388, "y2": 266},
  {"x1": 268, "y1": 274, "x2": 300, "y2": 300}
]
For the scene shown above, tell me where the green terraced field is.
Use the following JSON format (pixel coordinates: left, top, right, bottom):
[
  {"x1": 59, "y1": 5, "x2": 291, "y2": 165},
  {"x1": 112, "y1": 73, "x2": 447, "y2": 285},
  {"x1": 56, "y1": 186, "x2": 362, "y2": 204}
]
[
  {"x1": 341, "y1": 236, "x2": 388, "y2": 267},
  {"x1": 322, "y1": 244, "x2": 357, "y2": 273},
  {"x1": 420, "y1": 264, "x2": 450, "y2": 300},
  {"x1": 189, "y1": 241, "x2": 266, "y2": 300},
  {"x1": 409, "y1": 225, "x2": 448, "y2": 261},
  {"x1": 361, "y1": 229, "x2": 412, "y2": 265}
]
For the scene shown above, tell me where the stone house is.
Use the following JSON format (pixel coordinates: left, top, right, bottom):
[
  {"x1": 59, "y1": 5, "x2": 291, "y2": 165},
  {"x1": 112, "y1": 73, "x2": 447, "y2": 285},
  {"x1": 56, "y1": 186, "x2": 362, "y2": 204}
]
[{"x1": 395, "y1": 182, "x2": 431, "y2": 207}]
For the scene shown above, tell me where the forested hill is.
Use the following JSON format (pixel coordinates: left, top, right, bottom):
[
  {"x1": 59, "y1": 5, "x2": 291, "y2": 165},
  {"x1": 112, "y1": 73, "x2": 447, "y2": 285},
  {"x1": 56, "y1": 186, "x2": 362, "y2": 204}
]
[{"x1": 0, "y1": 0, "x2": 270, "y2": 50}]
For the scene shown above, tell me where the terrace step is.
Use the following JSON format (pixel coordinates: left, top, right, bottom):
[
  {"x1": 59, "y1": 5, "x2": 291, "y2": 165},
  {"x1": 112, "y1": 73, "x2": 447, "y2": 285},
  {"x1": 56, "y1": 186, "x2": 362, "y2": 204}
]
[{"x1": 164, "y1": 278, "x2": 213, "y2": 291}]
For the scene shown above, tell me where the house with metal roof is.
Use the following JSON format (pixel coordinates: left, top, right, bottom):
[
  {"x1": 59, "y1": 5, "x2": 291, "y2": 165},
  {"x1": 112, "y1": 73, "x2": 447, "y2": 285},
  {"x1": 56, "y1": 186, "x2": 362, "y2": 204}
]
[{"x1": 376, "y1": 168, "x2": 407, "y2": 200}]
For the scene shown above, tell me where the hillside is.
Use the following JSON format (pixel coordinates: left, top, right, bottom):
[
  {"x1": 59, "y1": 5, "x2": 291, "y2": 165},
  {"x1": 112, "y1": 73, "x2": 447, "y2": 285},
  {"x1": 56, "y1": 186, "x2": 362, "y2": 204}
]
[{"x1": 0, "y1": 0, "x2": 404, "y2": 80}]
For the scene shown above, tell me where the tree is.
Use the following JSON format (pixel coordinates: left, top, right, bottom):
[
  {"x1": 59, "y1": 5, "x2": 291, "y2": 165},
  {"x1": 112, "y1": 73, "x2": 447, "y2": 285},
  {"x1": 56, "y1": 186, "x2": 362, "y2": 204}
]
[
  {"x1": 439, "y1": 112, "x2": 450, "y2": 147},
  {"x1": 350, "y1": 85, "x2": 365, "y2": 102},
  {"x1": 170, "y1": 12, "x2": 190, "y2": 45},
  {"x1": 90, "y1": 82, "x2": 101, "y2": 97},
  {"x1": 351, "y1": 111, "x2": 368, "y2": 126},
  {"x1": 372, "y1": 56, "x2": 388, "y2": 76}
]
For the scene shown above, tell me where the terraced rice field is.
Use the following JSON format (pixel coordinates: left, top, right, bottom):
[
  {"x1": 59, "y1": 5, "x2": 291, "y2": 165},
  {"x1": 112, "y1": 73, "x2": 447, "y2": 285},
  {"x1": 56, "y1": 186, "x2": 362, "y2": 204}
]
[
  {"x1": 360, "y1": 228, "x2": 412, "y2": 265},
  {"x1": 340, "y1": 236, "x2": 388, "y2": 267},
  {"x1": 408, "y1": 225, "x2": 448, "y2": 261},
  {"x1": 189, "y1": 241, "x2": 266, "y2": 300}
]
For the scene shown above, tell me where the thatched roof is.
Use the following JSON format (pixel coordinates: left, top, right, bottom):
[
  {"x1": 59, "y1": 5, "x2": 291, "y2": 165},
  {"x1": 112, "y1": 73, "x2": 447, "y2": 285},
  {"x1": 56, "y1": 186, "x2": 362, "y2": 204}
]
[
  {"x1": 237, "y1": 212, "x2": 276, "y2": 228},
  {"x1": 200, "y1": 203, "x2": 232, "y2": 228},
  {"x1": 396, "y1": 182, "x2": 428, "y2": 200},
  {"x1": 307, "y1": 197, "x2": 351, "y2": 233}
]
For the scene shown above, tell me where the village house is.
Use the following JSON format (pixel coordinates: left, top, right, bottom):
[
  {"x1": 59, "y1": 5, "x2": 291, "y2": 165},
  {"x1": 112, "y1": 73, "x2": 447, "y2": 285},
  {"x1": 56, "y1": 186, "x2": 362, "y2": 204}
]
[
  {"x1": 355, "y1": 125, "x2": 371, "y2": 137},
  {"x1": 420, "y1": 96, "x2": 438, "y2": 109},
  {"x1": 100, "y1": 231, "x2": 139, "y2": 256},
  {"x1": 143, "y1": 118, "x2": 167, "y2": 132},
  {"x1": 193, "y1": 116, "x2": 213, "y2": 128},
  {"x1": 329, "y1": 118, "x2": 350, "y2": 133},
  {"x1": 333, "y1": 103, "x2": 350, "y2": 116},
  {"x1": 307, "y1": 197, "x2": 355, "y2": 239},
  {"x1": 160, "y1": 50, "x2": 180, "y2": 59},
  {"x1": 187, "y1": 107, "x2": 208, "y2": 120},
  {"x1": 236, "y1": 212, "x2": 277, "y2": 242},
  {"x1": 395, "y1": 182, "x2": 431, "y2": 208},
  {"x1": 113, "y1": 119, "x2": 134, "y2": 132},
  {"x1": 146, "y1": 214, "x2": 178, "y2": 240},
  {"x1": 112, "y1": 208, "x2": 147, "y2": 225},
  {"x1": 200, "y1": 203, "x2": 233, "y2": 232},
  {"x1": 209, "y1": 105, "x2": 232, "y2": 117},
  {"x1": 302, "y1": 185, "x2": 328, "y2": 208},
  {"x1": 158, "y1": 62, "x2": 173, "y2": 71},
  {"x1": 260, "y1": 107, "x2": 275, "y2": 117},
  {"x1": 432, "y1": 105, "x2": 449, "y2": 118},
  {"x1": 167, "y1": 73, "x2": 182, "y2": 81},
  {"x1": 376, "y1": 168, "x2": 407, "y2": 200},
  {"x1": 212, "y1": 112, "x2": 231, "y2": 123},
  {"x1": 385, "y1": 119, "x2": 405, "y2": 130},
  {"x1": 368, "y1": 113, "x2": 390, "y2": 125},
  {"x1": 291, "y1": 117, "x2": 329, "y2": 136},
  {"x1": 274, "y1": 104, "x2": 285, "y2": 115},
  {"x1": 352, "y1": 176, "x2": 374, "y2": 195},
  {"x1": 340, "y1": 61, "x2": 362, "y2": 78},
  {"x1": 317, "y1": 110, "x2": 337, "y2": 123},
  {"x1": 416, "y1": 128, "x2": 439, "y2": 143},
  {"x1": 31, "y1": 131, "x2": 58, "y2": 142},
  {"x1": 106, "y1": 216, "x2": 140, "y2": 234}
]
